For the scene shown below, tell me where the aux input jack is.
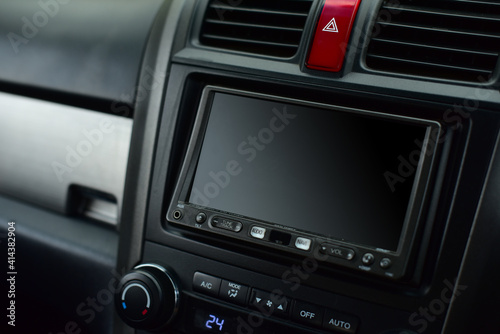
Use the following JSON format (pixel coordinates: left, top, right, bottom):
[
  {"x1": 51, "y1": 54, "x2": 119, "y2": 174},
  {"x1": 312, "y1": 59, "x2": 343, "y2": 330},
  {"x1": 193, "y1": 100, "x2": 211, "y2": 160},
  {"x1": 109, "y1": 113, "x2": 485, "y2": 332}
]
[{"x1": 172, "y1": 210, "x2": 183, "y2": 220}]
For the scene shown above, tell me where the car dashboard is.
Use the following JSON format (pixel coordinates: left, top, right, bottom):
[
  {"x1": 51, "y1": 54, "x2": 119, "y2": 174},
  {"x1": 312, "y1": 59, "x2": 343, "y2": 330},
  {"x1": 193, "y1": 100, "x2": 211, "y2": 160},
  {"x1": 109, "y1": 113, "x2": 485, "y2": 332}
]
[{"x1": 0, "y1": 0, "x2": 499, "y2": 333}]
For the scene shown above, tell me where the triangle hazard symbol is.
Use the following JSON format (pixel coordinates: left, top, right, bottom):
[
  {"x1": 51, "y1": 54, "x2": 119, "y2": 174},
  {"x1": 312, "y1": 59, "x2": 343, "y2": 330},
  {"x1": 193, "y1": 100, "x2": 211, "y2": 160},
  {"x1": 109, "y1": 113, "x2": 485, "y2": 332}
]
[{"x1": 323, "y1": 18, "x2": 339, "y2": 33}]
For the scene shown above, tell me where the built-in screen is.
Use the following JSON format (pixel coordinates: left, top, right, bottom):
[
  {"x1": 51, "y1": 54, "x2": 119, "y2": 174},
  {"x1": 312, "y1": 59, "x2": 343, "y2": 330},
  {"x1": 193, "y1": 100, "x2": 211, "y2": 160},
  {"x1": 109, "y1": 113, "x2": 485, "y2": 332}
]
[{"x1": 188, "y1": 93, "x2": 429, "y2": 251}]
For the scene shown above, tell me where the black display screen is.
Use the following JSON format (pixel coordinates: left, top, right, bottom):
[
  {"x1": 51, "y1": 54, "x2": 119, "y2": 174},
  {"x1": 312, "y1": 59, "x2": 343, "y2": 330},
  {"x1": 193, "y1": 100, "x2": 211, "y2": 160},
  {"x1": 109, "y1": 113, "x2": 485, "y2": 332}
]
[{"x1": 188, "y1": 93, "x2": 430, "y2": 251}]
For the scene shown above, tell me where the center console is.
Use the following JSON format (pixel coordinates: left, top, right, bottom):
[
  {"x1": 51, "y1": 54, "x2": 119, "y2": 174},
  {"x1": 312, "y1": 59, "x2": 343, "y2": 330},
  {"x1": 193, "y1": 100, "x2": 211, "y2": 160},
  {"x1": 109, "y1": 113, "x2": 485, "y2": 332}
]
[
  {"x1": 113, "y1": 65, "x2": 476, "y2": 334},
  {"x1": 112, "y1": 0, "x2": 500, "y2": 333}
]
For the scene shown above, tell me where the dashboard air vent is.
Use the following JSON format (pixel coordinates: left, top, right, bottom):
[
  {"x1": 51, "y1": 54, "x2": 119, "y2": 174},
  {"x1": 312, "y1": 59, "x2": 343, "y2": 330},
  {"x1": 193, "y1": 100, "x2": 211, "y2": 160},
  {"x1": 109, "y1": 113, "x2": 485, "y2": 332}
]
[
  {"x1": 366, "y1": 0, "x2": 500, "y2": 82},
  {"x1": 199, "y1": 0, "x2": 314, "y2": 57}
]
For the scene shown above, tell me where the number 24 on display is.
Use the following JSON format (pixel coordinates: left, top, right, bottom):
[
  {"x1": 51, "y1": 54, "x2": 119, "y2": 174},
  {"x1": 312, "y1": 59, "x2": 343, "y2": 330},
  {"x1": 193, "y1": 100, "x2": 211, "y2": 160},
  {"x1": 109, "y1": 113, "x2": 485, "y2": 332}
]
[{"x1": 205, "y1": 314, "x2": 224, "y2": 331}]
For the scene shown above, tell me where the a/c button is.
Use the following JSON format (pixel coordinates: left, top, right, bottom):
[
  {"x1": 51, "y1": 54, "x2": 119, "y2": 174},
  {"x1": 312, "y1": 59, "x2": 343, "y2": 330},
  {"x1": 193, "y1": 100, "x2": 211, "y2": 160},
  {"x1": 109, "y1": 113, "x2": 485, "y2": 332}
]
[{"x1": 193, "y1": 272, "x2": 221, "y2": 297}]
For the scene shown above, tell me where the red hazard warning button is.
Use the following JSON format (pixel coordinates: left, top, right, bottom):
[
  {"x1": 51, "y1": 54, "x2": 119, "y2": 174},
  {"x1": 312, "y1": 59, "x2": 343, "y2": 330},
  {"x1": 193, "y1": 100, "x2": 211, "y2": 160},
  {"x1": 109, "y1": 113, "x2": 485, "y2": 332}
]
[{"x1": 306, "y1": 0, "x2": 362, "y2": 72}]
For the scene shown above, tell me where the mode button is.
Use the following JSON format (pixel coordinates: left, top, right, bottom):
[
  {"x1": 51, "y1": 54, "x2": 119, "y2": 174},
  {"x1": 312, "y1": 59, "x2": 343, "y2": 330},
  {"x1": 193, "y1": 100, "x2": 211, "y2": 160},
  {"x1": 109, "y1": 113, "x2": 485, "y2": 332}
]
[{"x1": 219, "y1": 280, "x2": 249, "y2": 305}]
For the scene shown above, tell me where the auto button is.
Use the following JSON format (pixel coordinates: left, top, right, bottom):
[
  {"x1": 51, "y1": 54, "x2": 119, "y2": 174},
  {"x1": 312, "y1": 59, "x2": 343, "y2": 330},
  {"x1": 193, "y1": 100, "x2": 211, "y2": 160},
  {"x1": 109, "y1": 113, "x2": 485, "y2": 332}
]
[{"x1": 323, "y1": 309, "x2": 359, "y2": 333}]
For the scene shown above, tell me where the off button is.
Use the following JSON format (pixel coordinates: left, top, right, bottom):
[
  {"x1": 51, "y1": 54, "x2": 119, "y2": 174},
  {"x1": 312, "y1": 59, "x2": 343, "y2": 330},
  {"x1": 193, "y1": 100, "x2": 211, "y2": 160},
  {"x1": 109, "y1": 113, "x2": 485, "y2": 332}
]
[{"x1": 292, "y1": 300, "x2": 323, "y2": 328}]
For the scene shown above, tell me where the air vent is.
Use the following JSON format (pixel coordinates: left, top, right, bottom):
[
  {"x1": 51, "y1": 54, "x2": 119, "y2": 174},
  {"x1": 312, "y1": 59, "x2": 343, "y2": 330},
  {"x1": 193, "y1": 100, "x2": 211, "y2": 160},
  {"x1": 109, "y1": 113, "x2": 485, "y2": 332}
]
[
  {"x1": 199, "y1": 0, "x2": 314, "y2": 57},
  {"x1": 366, "y1": 0, "x2": 500, "y2": 82}
]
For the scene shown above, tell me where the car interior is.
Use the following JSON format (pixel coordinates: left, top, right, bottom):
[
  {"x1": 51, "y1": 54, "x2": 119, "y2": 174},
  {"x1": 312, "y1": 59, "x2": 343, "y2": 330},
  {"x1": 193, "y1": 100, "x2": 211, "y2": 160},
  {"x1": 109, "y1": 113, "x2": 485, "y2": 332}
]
[{"x1": 1, "y1": 0, "x2": 499, "y2": 333}]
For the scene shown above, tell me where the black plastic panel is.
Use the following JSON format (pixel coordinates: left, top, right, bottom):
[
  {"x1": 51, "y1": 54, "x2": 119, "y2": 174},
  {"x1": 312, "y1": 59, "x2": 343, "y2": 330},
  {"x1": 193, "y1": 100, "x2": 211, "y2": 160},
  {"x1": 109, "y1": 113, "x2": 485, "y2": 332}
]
[
  {"x1": 139, "y1": 63, "x2": 500, "y2": 334},
  {"x1": 143, "y1": 241, "x2": 422, "y2": 334},
  {"x1": 0, "y1": 195, "x2": 118, "y2": 334},
  {"x1": 443, "y1": 132, "x2": 500, "y2": 333}
]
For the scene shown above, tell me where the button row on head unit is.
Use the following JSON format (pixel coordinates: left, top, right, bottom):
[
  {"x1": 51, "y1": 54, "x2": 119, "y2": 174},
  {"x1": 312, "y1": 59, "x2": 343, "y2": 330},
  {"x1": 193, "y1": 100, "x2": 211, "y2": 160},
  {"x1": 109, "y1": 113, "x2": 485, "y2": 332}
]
[
  {"x1": 250, "y1": 225, "x2": 313, "y2": 251},
  {"x1": 192, "y1": 272, "x2": 359, "y2": 333}
]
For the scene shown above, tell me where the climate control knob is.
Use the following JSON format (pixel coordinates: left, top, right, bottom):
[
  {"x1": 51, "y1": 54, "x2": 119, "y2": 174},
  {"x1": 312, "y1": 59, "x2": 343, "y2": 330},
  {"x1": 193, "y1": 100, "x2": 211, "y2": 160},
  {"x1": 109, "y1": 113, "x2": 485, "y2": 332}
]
[{"x1": 115, "y1": 264, "x2": 179, "y2": 331}]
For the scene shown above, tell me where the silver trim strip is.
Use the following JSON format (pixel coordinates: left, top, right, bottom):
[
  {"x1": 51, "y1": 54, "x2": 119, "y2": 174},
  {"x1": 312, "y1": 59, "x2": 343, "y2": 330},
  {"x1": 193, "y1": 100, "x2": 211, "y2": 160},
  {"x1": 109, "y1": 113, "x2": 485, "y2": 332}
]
[{"x1": 122, "y1": 283, "x2": 151, "y2": 308}]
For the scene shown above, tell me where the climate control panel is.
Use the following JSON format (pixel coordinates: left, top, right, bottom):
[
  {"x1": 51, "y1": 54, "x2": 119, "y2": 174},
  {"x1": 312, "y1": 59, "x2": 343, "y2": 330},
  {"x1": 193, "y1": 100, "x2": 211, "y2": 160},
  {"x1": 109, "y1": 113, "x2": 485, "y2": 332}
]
[
  {"x1": 192, "y1": 271, "x2": 359, "y2": 333},
  {"x1": 114, "y1": 243, "x2": 424, "y2": 333}
]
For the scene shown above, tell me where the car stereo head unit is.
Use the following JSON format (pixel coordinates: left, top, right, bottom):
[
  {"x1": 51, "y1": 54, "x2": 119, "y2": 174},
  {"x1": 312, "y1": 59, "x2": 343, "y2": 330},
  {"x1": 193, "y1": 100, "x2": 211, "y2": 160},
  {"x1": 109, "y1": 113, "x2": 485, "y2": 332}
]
[{"x1": 167, "y1": 86, "x2": 441, "y2": 280}]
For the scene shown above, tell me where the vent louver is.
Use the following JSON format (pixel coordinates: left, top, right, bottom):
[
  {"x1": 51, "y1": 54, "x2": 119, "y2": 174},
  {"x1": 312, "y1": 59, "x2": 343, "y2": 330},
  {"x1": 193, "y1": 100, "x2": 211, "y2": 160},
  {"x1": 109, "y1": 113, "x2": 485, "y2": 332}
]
[
  {"x1": 199, "y1": 0, "x2": 314, "y2": 57},
  {"x1": 366, "y1": 0, "x2": 500, "y2": 82}
]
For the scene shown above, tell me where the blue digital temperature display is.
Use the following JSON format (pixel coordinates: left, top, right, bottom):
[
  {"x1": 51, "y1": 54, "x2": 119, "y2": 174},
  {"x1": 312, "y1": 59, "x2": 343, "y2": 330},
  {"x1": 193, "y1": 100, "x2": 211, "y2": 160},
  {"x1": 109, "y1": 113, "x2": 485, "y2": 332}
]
[
  {"x1": 194, "y1": 309, "x2": 234, "y2": 333},
  {"x1": 205, "y1": 314, "x2": 225, "y2": 331}
]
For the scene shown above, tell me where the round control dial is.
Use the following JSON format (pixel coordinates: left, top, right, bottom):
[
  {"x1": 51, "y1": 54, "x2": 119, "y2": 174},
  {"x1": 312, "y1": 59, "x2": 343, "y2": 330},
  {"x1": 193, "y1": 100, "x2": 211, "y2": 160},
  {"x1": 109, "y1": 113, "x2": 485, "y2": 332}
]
[
  {"x1": 115, "y1": 264, "x2": 179, "y2": 331},
  {"x1": 120, "y1": 282, "x2": 152, "y2": 321}
]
